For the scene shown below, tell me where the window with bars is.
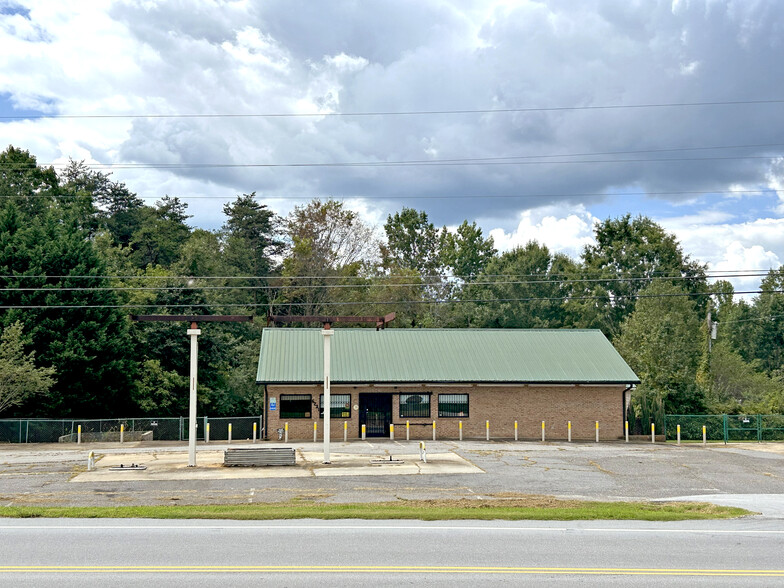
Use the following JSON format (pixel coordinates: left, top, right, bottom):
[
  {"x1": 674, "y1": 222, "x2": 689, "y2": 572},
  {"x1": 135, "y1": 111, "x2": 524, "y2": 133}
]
[
  {"x1": 280, "y1": 394, "x2": 312, "y2": 419},
  {"x1": 400, "y1": 393, "x2": 431, "y2": 418},
  {"x1": 438, "y1": 393, "x2": 469, "y2": 418},
  {"x1": 319, "y1": 394, "x2": 352, "y2": 419}
]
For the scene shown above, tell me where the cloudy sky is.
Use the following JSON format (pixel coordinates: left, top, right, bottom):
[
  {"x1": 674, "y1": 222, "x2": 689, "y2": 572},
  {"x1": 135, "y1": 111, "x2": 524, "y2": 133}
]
[{"x1": 2, "y1": 0, "x2": 784, "y2": 291}]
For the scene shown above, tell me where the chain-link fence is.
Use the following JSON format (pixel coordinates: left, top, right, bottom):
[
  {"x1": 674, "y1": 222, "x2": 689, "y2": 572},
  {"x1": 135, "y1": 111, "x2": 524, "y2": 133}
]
[
  {"x1": 665, "y1": 414, "x2": 784, "y2": 442},
  {"x1": 0, "y1": 416, "x2": 263, "y2": 444}
]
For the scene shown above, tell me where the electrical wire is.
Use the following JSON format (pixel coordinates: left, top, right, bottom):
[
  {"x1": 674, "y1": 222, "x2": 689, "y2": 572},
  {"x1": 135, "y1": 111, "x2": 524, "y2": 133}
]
[
  {"x1": 2, "y1": 98, "x2": 783, "y2": 120},
  {"x1": 0, "y1": 289, "x2": 780, "y2": 310}
]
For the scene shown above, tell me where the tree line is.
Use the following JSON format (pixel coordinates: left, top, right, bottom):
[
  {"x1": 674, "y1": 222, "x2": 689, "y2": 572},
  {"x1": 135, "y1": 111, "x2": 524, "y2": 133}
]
[{"x1": 0, "y1": 145, "x2": 782, "y2": 424}]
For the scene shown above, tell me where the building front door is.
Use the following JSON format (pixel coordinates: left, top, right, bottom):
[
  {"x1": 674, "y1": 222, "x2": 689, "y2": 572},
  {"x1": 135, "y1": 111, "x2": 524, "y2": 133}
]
[{"x1": 359, "y1": 393, "x2": 392, "y2": 437}]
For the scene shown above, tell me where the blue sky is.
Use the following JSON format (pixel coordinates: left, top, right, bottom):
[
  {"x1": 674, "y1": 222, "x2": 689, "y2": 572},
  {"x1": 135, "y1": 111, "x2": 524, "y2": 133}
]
[{"x1": 2, "y1": 0, "x2": 784, "y2": 293}]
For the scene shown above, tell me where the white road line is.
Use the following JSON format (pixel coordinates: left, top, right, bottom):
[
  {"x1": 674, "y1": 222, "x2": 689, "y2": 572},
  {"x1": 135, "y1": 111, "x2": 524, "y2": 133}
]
[{"x1": 1, "y1": 524, "x2": 783, "y2": 534}]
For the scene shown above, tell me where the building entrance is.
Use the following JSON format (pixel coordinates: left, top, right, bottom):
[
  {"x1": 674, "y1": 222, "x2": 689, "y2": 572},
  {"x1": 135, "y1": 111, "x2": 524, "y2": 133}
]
[{"x1": 359, "y1": 393, "x2": 392, "y2": 437}]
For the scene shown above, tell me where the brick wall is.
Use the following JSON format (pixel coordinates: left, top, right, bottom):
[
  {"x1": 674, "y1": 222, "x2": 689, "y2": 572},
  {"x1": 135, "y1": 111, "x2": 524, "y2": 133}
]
[{"x1": 265, "y1": 384, "x2": 626, "y2": 441}]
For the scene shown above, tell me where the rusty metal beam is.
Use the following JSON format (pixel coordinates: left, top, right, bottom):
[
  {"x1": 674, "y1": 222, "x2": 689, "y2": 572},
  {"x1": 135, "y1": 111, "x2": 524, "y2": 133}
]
[{"x1": 267, "y1": 312, "x2": 396, "y2": 329}]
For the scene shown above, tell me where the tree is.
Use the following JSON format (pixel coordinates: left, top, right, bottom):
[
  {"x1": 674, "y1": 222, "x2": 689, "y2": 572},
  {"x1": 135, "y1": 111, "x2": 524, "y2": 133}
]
[
  {"x1": 615, "y1": 281, "x2": 705, "y2": 417},
  {"x1": 579, "y1": 214, "x2": 707, "y2": 337},
  {"x1": 440, "y1": 220, "x2": 496, "y2": 280},
  {"x1": 277, "y1": 199, "x2": 377, "y2": 316},
  {"x1": 130, "y1": 195, "x2": 192, "y2": 268},
  {"x1": 221, "y1": 193, "x2": 282, "y2": 308},
  {"x1": 462, "y1": 241, "x2": 574, "y2": 329},
  {"x1": 381, "y1": 208, "x2": 444, "y2": 276},
  {"x1": 0, "y1": 322, "x2": 56, "y2": 414}
]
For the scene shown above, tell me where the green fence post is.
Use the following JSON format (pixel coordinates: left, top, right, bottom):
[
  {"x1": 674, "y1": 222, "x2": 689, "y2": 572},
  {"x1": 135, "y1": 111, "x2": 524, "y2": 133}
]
[
  {"x1": 179, "y1": 416, "x2": 184, "y2": 441},
  {"x1": 757, "y1": 414, "x2": 762, "y2": 443},
  {"x1": 723, "y1": 414, "x2": 728, "y2": 444}
]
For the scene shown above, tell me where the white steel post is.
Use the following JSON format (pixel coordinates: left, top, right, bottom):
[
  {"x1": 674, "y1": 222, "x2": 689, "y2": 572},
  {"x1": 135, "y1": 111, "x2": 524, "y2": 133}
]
[
  {"x1": 651, "y1": 423, "x2": 656, "y2": 443},
  {"x1": 432, "y1": 421, "x2": 436, "y2": 441},
  {"x1": 625, "y1": 420, "x2": 629, "y2": 443},
  {"x1": 406, "y1": 420, "x2": 410, "y2": 441},
  {"x1": 313, "y1": 421, "x2": 317, "y2": 443},
  {"x1": 206, "y1": 423, "x2": 210, "y2": 444},
  {"x1": 253, "y1": 422, "x2": 257, "y2": 443},
  {"x1": 120, "y1": 424, "x2": 124, "y2": 444},
  {"x1": 459, "y1": 420, "x2": 463, "y2": 441},
  {"x1": 595, "y1": 421, "x2": 599, "y2": 443},
  {"x1": 486, "y1": 420, "x2": 490, "y2": 441},
  {"x1": 322, "y1": 328, "x2": 333, "y2": 464},
  {"x1": 343, "y1": 421, "x2": 347, "y2": 442},
  {"x1": 187, "y1": 323, "x2": 201, "y2": 467},
  {"x1": 390, "y1": 423, "x2": 395, "y2": 441},
  {"x1": 568, "y1": 421, "x2": 572, "y2": 443},
  {"x1": 284, "y1": 422, "x2": 288, "y2": 443},
  {"x1": 702, "y1": 425, "x2": 707, "y2": 445},
  {"x1": 77, "y1": 425, "x2": 82, "y2": 445},
  {"x1": 514, "y1": 420, "x2": 518, "y2": 441},
  {"x1": 361, "y1": 424, "x2": 366, "y2": 440},
  {"x1": 541, "y1": 421, "x2": 545, "y2": 442},
  {"x1": 228, "y1": 423, "x2": 232, "y2": 444}
]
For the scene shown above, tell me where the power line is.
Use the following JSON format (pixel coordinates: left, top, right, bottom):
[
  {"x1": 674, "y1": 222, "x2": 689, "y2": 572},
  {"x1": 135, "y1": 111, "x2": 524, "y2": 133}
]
[
  {"x1": 0, "y1": 289, "x2": 780, "y2": 310},
  {"x1": 0, "y1": 188, "x2": 778, "y2": 201},
  {"x1": 0, "y1": 271, "x2": 772, "y2": 293},
  {"x1": 0, "y1": 269, "x2": 773, "y2": 282},
  {"x1": 3, "y1": 155, "x2": 782, "y2": 171},
  {"x1": 2, "y1": 98, "x2": 783, "y2": 120}
]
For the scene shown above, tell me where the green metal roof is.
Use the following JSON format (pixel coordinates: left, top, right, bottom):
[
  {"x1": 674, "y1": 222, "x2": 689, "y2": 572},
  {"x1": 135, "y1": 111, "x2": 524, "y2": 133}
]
[{"x1": 257, "y1": 328, "x2": 639, "y2": 385}]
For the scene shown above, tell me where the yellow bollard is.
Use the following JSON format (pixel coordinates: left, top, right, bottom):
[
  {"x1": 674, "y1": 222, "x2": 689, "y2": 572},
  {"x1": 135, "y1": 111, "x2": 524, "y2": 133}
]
[
  {"x1": 677, "y1": 424, "x2": 681, "y2": 446},
  {"x1": 406, "y1": 420, "x2": 410, "y2": 441},
  {"x1": 514, "y1": 420, "x2": 518, "y2": 441},
  {"x1": 284, "y1": 422, "x2": 289, "y2": 443},
  {"x1": 486, "y1": 420, "x2": 490, "y2": 441},
  {"x1": 253, "y1": 422, "x2": 257, "y2": 443},
  {"x1": 120, "y1": 423, "x2": 124, "y2": 444},
  {"x1": 568, "y1": 421, "x2": 571, "y2": 443},
  {"x1": 651, "y1": 422, "x2": 656, "y2": 443},
  {"x1": 432, "y1": 420, "x2": 436, "y2": 441},
  {"x1": 206, "y1": 422, "x2": 210, "y2": 444},
  {"x1": 595, "y1": 420, "x2": 599, "y2": 442},
  {"x1": 459, "y1": 420, "x2": 463, "y2": 441},
  {"x1": 625, "y1": 420, "x2": 629, "y2": 443},
  {"x1": 313, "y1": 421, "x2": 317, "y2": 443},
  {"x1": 541, "y1": 420, "x2": 545, "y2": 442},
  {"x1": 228, "y1": 423, "x2": 232, "y2": 444},
  {"x1": 361, "y1": 424, "x2": 366, "y2": 440},
  {"x1": 343, "y1": 420, "x2": 347, "y2": 442},
  {"x1": 77, "y1": 425, "x2": 82, "y2": 445},
  {"x1": 390, "y1": 423, "x2": 395, "y2": 441},
  {"x1": 702, "y1": 425, "x2": 707, "y2": 446}
]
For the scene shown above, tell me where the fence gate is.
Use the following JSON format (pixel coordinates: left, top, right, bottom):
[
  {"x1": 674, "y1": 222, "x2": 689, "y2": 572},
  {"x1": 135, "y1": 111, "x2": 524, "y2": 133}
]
[{"x1": 665, "y1": 414, "x2": 784, "y2": 443}]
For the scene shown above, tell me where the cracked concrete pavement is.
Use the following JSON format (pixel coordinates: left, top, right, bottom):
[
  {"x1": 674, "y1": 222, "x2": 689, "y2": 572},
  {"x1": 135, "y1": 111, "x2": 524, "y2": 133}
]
[{"x1": 0, "y1": 439, "x2": 782, "y2": 516}]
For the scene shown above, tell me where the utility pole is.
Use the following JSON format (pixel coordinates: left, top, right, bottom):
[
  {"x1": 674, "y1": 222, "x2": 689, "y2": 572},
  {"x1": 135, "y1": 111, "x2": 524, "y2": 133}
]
[{"x1": 131, "y1": 315, "x2": 253, "y2": 467}]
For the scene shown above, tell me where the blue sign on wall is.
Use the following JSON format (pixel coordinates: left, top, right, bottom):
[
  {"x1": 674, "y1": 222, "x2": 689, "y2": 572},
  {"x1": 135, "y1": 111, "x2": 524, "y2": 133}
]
[{"x1": 269, "y1": 397, "x2": 277, "y2": 411}]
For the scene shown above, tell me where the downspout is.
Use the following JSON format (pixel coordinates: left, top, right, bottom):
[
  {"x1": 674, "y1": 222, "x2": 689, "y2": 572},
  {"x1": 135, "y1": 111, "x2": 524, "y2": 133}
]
[
  {"x1": 262, "y1": 383, "x2": 269, "y2": 441},
  {"x1": 622, "y1": 384, "x2": 634, "y2": 437}
]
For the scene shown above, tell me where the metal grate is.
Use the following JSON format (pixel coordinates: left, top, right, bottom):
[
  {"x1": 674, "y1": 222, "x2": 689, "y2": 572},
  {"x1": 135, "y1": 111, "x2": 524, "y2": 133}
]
[
  {"x1": 438, "y1": 394, "x2": 469, "y2": 418},
  {"x1": 400, "y1": 393, "x2": 431, "y2": 418}
]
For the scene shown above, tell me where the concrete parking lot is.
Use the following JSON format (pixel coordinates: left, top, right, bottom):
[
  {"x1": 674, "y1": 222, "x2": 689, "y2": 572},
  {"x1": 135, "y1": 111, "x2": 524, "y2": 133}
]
[{"x1": 0, "y1": 439, "x2": 782, "y2": 516}]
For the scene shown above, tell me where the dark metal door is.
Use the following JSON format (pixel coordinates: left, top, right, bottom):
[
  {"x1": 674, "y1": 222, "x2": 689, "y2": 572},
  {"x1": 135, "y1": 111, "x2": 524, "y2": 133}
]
[{"x1": 359, "y1": 393, "x2": 392, "y2": 437}]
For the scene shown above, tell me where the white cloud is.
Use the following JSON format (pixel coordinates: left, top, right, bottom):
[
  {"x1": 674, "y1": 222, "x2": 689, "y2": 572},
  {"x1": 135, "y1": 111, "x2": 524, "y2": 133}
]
[{"x1": 488, "y1": 205, "x2": 598, "y2": 259}]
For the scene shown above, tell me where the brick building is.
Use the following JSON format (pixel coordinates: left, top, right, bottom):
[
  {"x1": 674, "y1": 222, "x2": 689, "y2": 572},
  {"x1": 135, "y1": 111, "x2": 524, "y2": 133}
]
[{"x1": 256, "y1": 328, "x2": 639, "y2": 441}]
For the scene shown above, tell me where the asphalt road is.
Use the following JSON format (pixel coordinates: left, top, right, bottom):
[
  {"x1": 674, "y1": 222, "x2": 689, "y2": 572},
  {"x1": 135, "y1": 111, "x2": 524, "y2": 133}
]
[{"x1": 1, "y1": 519, "x2": 783, "y2": 586}]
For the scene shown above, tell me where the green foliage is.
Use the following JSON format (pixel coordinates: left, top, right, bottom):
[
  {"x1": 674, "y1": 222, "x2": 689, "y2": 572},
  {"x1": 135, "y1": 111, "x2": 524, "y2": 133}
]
[
  {"x1": 579, "y1": 214, "x2": 707, "y2": 337},
  {"x1": 382, "y1": 207, "x2": 444, "y2": 275},
  {"x1": 704, "y1": 342, "x2": 784, "y2": 413},
  {"x1": 0, "y1": 322, "x2": 56, "y2": 414},
  {"x1": 463, "y1": 241, "x2": 573, "y2": 328},
  {"x1": 440, "y1": 220, "x2": 496, "y2": 280},
  {"x1": 616, "y1": 281, "x2": 705, "y2": 415}
]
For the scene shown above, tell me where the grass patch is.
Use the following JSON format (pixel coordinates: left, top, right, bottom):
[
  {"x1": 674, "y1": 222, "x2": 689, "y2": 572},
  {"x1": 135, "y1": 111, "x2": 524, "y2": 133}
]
[{"x1": 0, "y1": 498, "x2": 751, "y2": 521}]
